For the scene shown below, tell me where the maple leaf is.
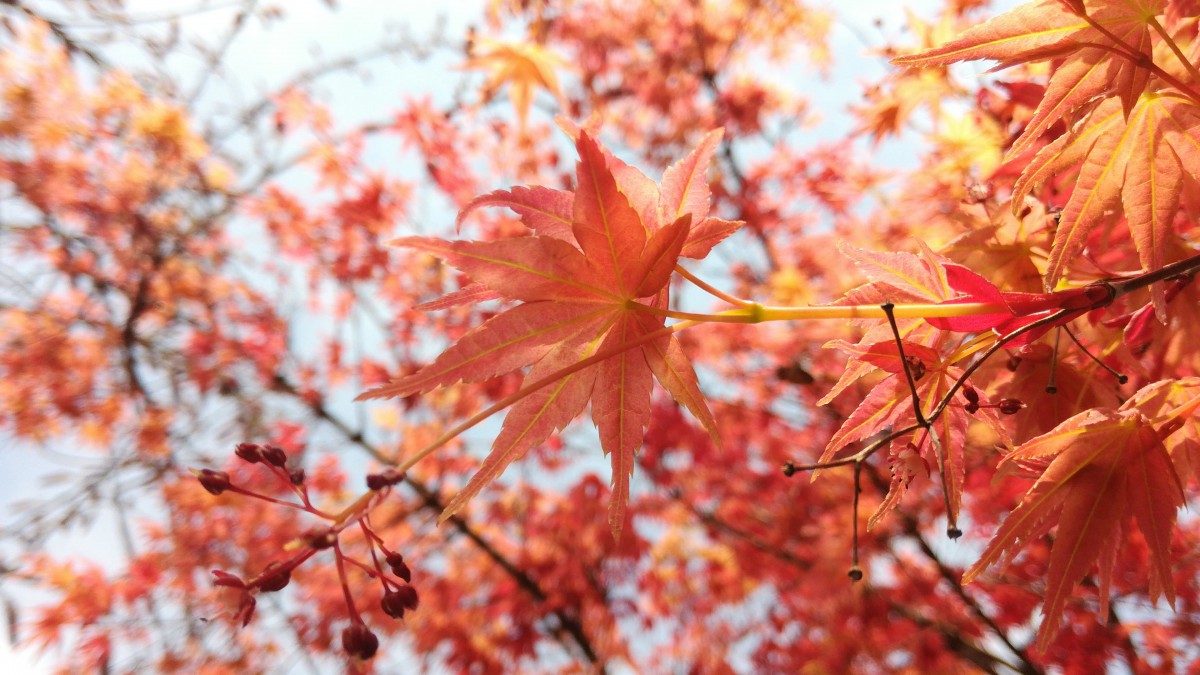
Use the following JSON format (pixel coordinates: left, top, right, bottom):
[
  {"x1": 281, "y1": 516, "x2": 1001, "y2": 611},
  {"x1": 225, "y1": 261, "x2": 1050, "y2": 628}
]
[
  {"x1": 1013, "y1": 93, "x2": 1200, "y2": 306},
  {"x1": 1120, "y1": 377, "x2": 1200, "y2": 482},
  {"x1": 362, "y1": 129, "x2": 739, "y2": 537},
  {"x1": 893, "y1": 0, "x2": 1165, "y2": 157},
  {"x1": 458, "y1": 127, "x2": 743, "y2": 258},
  {"x1": 963, "y1": 404, "x2": 1185, "y2": 650},
  {"x1": 817, "y1": 338, "x2": 1008, "y2": 528},
  {"x1": 462, "y1": 38, "x2": 570, "y2": 130},
  {"x1": 818, "y1": 240, "x2": 957, "y2": 407}
]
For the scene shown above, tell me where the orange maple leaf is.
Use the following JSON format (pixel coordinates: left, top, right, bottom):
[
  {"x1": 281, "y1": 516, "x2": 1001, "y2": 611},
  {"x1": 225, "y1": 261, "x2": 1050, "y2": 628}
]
[
  {"x1": 963, "y1": 403, "x2": 1186, "y2": 651},
  {"x1": 362, "y1": 129, "x2": 740, "y2": 537},
  {"x1": 462, "y1": 38, "x2": 569, "y2": 129},
  {"x1": 1013, "y1": 93, "x2": 1200, "y2": 305},
  {"x1": 893, "y1": 0, "x2": 1165, "y2": 156}
]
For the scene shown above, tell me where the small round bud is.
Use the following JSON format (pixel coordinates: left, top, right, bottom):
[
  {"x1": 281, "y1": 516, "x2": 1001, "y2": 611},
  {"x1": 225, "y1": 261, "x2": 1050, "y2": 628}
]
[
  {"x1": 256, "y1": 561, "x2": 292, "y2": 593},
  {"x1": 384, "y1": 552, "x2": 412, "y2": 582},
  {"x1": 392, "y1": 560, "x2": 412, "y2": 583},
  {"x1": 303, "y1": 527, "x2": 337, "y2": 550},
  {"x1": 234, "y1": 443, "x2": 263, "y2": 464},
  {"x1": 962, "y1": 384, "x2": 980, "y2": 414},
  {"x1": 289, "y1": 468, "x2": 306, "y2": 485},
  {"x1": 781, "y1": 462, "x2": 796, "y2": 477},
  {"x1": 261, "y1": 445, "x2": 288, "y2": 467},
  {"x1": 381, "y1": 585, "x2": 420, "y2": 619},
  {"x1": 998, "y1": 398, "x2": 1026, "y2": 415},
  {"x1": 342, "y1": 623, "x2": 379, "y2": 660},
  {"x1": 198, "y1": 469, "x2": 231, "y2": 495},
  {"x1": 847, "y1": 566, "x2": 864, "y2": 582},
  {"x1": 366, "y1": 468, "x2": 405, "y2": 491},
  {"x1": 963, "y1": 182, "x2": 993, "y2": 205}
]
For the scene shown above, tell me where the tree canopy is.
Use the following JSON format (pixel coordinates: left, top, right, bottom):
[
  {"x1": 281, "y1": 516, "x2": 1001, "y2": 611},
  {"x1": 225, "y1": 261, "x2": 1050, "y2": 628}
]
[{"x1": 3, "y1": 0, "x2": 1200, "y2": 672}]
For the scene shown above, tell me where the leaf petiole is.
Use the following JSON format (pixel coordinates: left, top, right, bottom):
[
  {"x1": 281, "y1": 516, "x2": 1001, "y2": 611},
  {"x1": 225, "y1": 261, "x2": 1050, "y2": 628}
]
[
  {"x1": 636, "y1": 300, "x2": 1010, "y2": 324},
  {"x1": 674, "y1": 264, "x2": 754, "y2": 307},
  {"x1": 1147, "y1": 15, "x2": 1200, "y2": 86}
]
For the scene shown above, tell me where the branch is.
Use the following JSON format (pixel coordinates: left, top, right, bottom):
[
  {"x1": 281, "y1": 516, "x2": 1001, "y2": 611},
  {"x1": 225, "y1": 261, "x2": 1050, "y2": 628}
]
[
  {"x1": 863, "y1": 467, "x2": 1042, "y2": 675},
  {"x1": 0, "y1": 0, "x2": 107, "y2": 67}
]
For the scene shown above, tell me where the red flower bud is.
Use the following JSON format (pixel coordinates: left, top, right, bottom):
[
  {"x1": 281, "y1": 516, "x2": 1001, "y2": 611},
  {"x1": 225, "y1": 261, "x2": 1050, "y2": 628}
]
[
  {"x1": 302, "y1": 527, "x2": 337, "y2": 550},
  {"x1": 961, "y1": 384, "x2": 980, "y2": 414},
  {"x1": 998, "y1": 398, "x2": 1026, "y2": 415},
  {"x1": 235, "y1": 593, "x2": 257, "y2": 627},
  {"x1": 391, "y1": 560, "x2": 412, "y2": 583},
  {"x1": 381, "y1": 585, "x2": 420, "y2": 619},
  {"x1": 384, "y1": 551, "x2": 412, "y2": 582},
  {"x1": 256, "y1": 561, "x2": 292, "y2": 593},
  {"x1": 234, "y1": 442, "x2": 263, "y2": 464},
  {"x1": 366, "y1": 467, "x2": 405, "y2": 491},
  {"x1": 289, "y1": 468, "x2": 306, "y2": 485},
  {"x1": 198, "y1": 469, "x2": 231, "y2": 495},
  {"x1": 342, "y1": 623, "x2": 379, "y2": 660},
  {"x1": 261, "y1": 445, "x2": 288, "y2": 467}
]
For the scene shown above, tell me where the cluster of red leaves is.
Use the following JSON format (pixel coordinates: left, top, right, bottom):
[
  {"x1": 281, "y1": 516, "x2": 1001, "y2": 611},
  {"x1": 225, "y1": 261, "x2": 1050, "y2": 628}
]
[{"x1": 5, "y1": 0, "x2": 1200, "y2": 672}]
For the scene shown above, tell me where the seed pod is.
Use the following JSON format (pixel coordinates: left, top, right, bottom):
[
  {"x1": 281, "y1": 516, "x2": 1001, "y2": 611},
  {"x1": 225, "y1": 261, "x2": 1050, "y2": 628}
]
[
  {"x1": 385, "y1": 552, "x2": 412, "y2": 582},
  {"x1": 303, "y1": 527, "x2": 336, "y2": 550},
  {"x1": 961, "y1": 384, "x2": 980, "y2": 414},
  {"x1": 904, "y1": 355, "x2": 926, "y2": 381}
]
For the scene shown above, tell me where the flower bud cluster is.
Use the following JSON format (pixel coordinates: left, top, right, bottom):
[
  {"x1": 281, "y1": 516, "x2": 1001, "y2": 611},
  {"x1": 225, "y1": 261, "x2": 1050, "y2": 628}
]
[
  {"x1": 960, "y1": 385, "x2": 1025, "y2": 416},
  {"x1": 197, "y1": 442, "x2": 421, "y2": 663}
]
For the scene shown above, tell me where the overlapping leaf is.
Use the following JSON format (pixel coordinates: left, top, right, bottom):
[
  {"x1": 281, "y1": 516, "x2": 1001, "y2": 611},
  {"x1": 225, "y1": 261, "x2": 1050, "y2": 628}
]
[
  {"x1": 895, "y1": 0, "x2": 1200, "y2": 312},
  {"x1": 817, "y1": 340, "x2": 1004, "y2": 528},
  {"x1": 893, "y1": 0, "x2": 1164, "y2": 156},
  {"x1": 362, "y1": 129, "x2": 740, "y2": 536},
  {"x1": 819, "y1": 241, "x2": 956, "y2": 406},
  {"x1": 964, "y1": 403, "x2": 1185, "y2": 650},
  {"x1": 1014, "y1": 93, "x2": 1200, "y2": 304}
]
